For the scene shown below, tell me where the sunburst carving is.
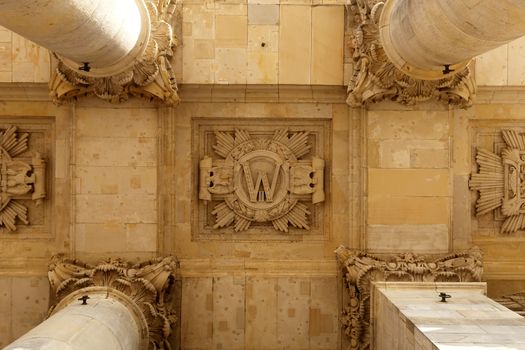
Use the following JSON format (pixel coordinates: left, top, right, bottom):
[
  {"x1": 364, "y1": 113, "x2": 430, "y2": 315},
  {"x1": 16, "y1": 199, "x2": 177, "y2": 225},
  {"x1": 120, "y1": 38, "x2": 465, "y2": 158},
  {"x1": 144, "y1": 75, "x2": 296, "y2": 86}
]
[
  {"x1": 470, "y1": 129, "x2": 525, "y2": 233},
  {"x1": 199, "y1": 128, "x2": 324, "y2": 233},
  {"x1": 0, "y1": 125, "x2": 46, "y2": 232}
]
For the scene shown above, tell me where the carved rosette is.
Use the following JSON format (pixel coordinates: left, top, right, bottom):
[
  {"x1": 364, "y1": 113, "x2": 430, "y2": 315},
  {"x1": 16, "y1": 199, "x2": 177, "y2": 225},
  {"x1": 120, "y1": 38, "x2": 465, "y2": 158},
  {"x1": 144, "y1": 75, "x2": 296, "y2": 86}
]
[
  {"x1": 469, "y1": 129, "x2": 525, "y2": 233},
  {"x1": 199, "y1": 129, "x2": 325, "y2": 233},
  {"x1": 48, "y1": 255, "x2": 178, "y2": 350},
  {"x1": 49, "y1": 0, "x2": 179, "y2": 105},
  {"x1": 0, "y1": 125, "x2": 46, "y2": 232},
  {"x1": 335, "y1": 246, "x2": 483, "y2": 350},
  {"x1": 346, "y1": 0, "x2": 476, "y2": 107}
]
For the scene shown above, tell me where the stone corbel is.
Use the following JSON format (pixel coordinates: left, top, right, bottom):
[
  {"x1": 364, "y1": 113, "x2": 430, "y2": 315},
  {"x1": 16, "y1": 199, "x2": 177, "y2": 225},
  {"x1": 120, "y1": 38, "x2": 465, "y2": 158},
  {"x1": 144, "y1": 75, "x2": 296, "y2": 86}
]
[
  {"x1": 49, "y1": 0, "x2": 179, "y2": 106},
  {"x1": 346, "y1": 0, "x2": 476, "y2": 108},
  {"x1": 48, "y1": 255, "x2": 178, "y2": 350},
  {"x1": 335, "y1": 246, "x2": 483, "y2": 350}
]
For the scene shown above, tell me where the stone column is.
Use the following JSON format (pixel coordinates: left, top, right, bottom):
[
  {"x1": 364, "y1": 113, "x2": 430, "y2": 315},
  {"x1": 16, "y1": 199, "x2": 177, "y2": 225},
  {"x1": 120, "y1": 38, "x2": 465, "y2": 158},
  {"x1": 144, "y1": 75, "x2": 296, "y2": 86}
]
[
  {"x1": 3, "y1": 256, "x2": 178, "y2": 350},
  {"x1": 4, "y1": 289, "x2": 147, "y2": 350},
  {"x1": 0, "y1": 0, "x2": 178, "y2": 105},
  {"x1": 380, "y1": 0, "x2": 525, "y2": 79},
  {"x1": 0, "y1": 0, "x2": 148, "y2": 73}
]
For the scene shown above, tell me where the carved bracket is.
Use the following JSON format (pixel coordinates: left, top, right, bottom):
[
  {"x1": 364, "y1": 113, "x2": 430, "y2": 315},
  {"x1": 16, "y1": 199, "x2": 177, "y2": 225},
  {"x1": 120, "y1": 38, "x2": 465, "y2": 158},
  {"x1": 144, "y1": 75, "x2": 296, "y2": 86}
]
[
  {"x1": 199, "y1": 128, "x2": 325, "y2": 233},
  {"x1": 470, "y1": 129, "x2": 525, "y2": 233},
  {"x1": 335, "y1": 246, "x2": 483, "y2": 350},
  {"x1": 48, "y1": 255, "x2": 178, "y2": 350},
  {"x1": 346, "y1": 0, "x2": 476, "y2": 108},
  {"x1": 49, "y1": 0, "x2": 179, "y2": 106},
  {"x1": 0, "y1": 125, "x2": 46, "y2": 232}
]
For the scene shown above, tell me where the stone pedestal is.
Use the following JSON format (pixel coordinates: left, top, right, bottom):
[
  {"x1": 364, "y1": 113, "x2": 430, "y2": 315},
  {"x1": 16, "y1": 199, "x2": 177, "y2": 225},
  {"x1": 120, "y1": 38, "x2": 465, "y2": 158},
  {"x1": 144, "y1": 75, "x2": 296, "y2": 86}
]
[{"x1": 372, "y1": 282, "x2": 525, "y2": 349}]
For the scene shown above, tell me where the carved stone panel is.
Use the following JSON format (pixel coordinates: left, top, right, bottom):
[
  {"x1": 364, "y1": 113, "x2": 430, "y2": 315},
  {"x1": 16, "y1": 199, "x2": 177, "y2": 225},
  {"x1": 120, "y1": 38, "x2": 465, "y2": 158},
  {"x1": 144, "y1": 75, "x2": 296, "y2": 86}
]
[
  {"x1": 0, "y1": 122, "x2": 51, "y2": 236},
  {"x1": 470, "y1": 128, "x2": 525, "y2": 235},
  {"x1": 193, "y1": 119, "x2": 330, "y2": 241}
]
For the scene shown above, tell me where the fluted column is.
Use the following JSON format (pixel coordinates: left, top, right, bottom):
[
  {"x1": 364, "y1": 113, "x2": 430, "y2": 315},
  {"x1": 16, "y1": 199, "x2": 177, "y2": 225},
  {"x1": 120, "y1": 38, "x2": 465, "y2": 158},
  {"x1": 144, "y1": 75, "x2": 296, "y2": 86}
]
[{"x1": 379, "y1": 0, "x2": 525, "y2": 79}]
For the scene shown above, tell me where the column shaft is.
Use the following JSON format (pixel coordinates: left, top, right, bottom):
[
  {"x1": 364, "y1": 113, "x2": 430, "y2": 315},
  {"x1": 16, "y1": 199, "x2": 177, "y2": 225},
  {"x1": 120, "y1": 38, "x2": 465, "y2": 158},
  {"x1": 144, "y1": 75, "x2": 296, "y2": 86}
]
[
  {"x1": 3, "y1": 294, "x2": 141, "y2": 350},
  {"x1": 380, "y1": 0, "x2": 525, "y2": 79},
  {"x1": 0, "y1": 0, "x2": 144, "y2": 68}
]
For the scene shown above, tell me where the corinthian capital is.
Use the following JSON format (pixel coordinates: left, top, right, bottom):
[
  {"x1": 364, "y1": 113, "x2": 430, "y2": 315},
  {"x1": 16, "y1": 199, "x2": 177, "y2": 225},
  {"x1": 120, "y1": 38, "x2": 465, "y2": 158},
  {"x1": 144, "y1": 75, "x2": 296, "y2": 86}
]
[
  {"x1": 48, "y1": 255, "x2": 178, "y2": 350},
  {"x1": 49, "y1": 0, "x2": 179, "y2": 106},
  {"x1": 346, "y1": 0, "x2": 476, "y2": 108}
]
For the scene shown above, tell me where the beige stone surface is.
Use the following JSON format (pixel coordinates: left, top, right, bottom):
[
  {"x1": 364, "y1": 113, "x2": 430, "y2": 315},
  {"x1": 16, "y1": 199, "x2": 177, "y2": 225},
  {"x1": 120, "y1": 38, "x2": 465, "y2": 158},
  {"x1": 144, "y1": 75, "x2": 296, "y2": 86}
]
[
  {"x1": 181, "y1": 278, "x2": 213, "y2": 349},
  {"x1": 179, "y1": 2, "x2": 344, "y2": 85},
  {"x1": 311, "y1": 6, "x2": 344, "y2": 85},
  {"x1": 245, "y1": 277, "x2": 278, "y2": 348},
  {"x1": 278, "y1": 5, "x2": 311, "y2": 84},
  {"x1": 0, "y1": 276, "x2": 49, "y2": 347}
]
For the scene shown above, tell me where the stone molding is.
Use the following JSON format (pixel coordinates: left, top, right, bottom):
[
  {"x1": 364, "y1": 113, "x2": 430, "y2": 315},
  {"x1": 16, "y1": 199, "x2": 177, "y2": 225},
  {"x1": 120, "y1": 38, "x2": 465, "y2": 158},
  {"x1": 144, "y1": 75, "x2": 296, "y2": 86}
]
[
  {"x1": 494, "y1": 292, "x2": 525, "y2": 317},
  {"x1": 345, "y1": 0, "x2": 476, "y2": 108},
  {"x1": 48, "y1": 255, "x2": 178, "y2": 350},
  {"x1": 335, "y1": 246, "x2": 483, "y2": 350},
  {"x1": 199, "y1": 128, "x2": 325, "y2": 233},
  {"x1": 470, "y1": 129, "x2": 525, "y2": 233},
  {"x1": 0, "y1": 125, "x2": 46, "y2": 232},
  {"x1": 49, "y1": 0, "x2": 179, "y2": 106}
]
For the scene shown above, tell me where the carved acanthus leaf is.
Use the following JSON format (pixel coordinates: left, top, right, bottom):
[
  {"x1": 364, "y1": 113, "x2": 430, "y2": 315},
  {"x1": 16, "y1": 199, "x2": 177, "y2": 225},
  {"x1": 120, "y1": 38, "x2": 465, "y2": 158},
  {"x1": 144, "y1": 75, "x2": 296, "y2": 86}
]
[
  {"x1": 470, "y1": 129, "x2": 525, "y2": 233},
  {"x1": 346, "y1": 0, "x2": 476, "y2": 107},
  {"x1": 48, "y1": 255, "x2": 178, "y2": 350},
  {"x1": 335, "y1": 246, "x2": 483, "y2": 350},
  {"x1": 49, "y1": 0, "x2": 179, "y2": 106}
]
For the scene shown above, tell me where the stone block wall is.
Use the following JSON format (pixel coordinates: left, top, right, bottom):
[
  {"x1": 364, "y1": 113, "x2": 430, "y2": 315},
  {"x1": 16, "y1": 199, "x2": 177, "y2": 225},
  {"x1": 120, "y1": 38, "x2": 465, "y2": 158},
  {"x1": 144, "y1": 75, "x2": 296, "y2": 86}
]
[{"x1": 0, "y1": 3, "x2": 525, "y2": 349}]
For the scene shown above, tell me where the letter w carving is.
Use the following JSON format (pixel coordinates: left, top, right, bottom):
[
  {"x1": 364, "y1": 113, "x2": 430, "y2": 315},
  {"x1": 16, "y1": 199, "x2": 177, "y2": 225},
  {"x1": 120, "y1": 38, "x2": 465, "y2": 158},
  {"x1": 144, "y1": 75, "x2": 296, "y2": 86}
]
[{"x1": 242, "y1": 161, "x2": 281, "y2": 202}]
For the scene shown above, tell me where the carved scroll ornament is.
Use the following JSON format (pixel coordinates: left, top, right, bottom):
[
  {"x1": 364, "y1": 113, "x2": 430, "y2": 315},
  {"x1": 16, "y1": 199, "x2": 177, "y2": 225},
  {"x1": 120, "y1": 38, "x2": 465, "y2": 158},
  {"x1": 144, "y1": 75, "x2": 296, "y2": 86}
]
[
  {"x1": 48, "y1": 255, "x2": 178, "y2": 350},
  {"x1": 49, "y1": 0, "x2": 179, "y2": 105},
  {"x1": 346, "y1": 0, "x2": 475, "y2": 107},
  {"x1": 199, "y1": 129, "x2": 325, "y2": 233},
  {"x1": 335, "y1": 246, "x2": 483, "y2": 350},
  {"x1": 0, "y1": 125, "x2": 46, "y2": 232},
  {"x1": 470, "y1": 129, "x2": 525, "y2": 233}
]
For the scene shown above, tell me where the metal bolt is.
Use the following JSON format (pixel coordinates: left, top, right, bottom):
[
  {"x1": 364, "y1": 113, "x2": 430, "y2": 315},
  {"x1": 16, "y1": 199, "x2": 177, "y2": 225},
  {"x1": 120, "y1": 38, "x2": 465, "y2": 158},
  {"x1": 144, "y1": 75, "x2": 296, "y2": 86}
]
[
  {"x1": 78, "y1": 295, "x2": 90, "y2": 305},
  {"x1": 439, "y1": 292, "x2": 451, "y2": 302}
]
